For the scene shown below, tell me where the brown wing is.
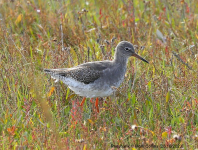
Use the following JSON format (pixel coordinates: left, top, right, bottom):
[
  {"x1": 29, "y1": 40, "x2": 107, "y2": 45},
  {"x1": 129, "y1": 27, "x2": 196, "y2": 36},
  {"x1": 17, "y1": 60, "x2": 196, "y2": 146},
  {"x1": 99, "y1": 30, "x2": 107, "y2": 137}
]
[
  {"x1": 59, "y1": 67, "x2": 102, "y2": 84},
  {"x1": 44, "y1": 61, "x2": 112, "y2": 84}
]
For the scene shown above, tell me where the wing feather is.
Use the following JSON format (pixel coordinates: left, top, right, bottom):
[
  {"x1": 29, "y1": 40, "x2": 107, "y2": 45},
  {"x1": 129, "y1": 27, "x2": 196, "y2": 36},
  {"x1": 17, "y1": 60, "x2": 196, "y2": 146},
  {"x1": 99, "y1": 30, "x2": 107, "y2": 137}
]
[{"x1": 44, "y1": 61, "x2": 112, "y2": 84}]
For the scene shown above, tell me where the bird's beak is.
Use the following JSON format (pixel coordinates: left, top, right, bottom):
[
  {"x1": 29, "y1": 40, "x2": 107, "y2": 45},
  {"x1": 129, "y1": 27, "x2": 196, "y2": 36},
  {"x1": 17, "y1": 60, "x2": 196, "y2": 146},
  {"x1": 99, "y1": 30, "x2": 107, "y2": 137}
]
[{"x1": 132, "y1": 53, "x2": 149, "y2": 63}]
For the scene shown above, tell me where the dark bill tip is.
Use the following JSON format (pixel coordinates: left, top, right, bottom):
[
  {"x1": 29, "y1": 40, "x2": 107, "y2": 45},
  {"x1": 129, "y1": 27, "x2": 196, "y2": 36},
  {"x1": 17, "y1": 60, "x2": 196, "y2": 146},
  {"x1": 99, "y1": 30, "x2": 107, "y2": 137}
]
[{"x1": 132, "y1": 53, "x2": 149, "y2": 63}]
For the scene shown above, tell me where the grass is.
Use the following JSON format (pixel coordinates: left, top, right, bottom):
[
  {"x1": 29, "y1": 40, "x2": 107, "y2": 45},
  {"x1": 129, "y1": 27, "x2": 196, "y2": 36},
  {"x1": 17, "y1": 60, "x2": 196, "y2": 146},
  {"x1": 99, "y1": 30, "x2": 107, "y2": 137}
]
[{"x1": 0, "y1": 0, "x2": 198, "y2": 149}]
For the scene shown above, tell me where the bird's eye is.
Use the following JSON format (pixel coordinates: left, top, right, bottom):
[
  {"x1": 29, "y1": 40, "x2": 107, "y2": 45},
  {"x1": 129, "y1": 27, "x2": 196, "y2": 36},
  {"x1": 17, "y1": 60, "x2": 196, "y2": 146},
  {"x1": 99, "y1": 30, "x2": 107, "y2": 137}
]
[{"x1": 125, "y1": 47, "x2": 131, "y2": 51}]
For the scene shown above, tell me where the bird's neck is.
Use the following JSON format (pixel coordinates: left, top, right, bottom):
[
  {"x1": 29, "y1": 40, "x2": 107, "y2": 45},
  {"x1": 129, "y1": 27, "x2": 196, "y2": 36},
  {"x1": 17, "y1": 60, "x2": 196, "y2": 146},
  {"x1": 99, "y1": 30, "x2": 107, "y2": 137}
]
[{"x1": 113, "y1": 53, "x2": 129, "y2": 67}]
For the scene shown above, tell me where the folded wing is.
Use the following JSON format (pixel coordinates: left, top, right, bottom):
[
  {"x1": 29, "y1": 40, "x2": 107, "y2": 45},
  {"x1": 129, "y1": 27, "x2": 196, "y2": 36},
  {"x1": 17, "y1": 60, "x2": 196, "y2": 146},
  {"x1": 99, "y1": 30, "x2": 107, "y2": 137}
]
[{"x1": 44, "y1": 61, "x2": 112, "y2": 84}]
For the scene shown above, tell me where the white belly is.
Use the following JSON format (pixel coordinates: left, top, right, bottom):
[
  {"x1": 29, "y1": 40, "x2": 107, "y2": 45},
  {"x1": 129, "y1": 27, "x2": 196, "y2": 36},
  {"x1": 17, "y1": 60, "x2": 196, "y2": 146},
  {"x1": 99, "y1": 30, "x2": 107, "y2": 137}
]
[
  {"x1": 51, "y1": 71, "x2": 124, "y2": 98},
  {"x1": 62, "y1": 77, "x2": 114, "y2": 98}
]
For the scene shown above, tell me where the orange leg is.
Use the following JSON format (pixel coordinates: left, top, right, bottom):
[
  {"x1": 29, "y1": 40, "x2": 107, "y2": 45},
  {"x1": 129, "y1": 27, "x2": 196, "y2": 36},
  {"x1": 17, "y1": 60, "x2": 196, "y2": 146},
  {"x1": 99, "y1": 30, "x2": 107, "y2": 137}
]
[
  {"x1": 90, "y1": 98, "x2": 94, "y2": 103},
  {"x1": 95, "y1": 97, "x2": 99, "y2": 113},
  {"x1": 80, "y1": 97, "x2": 86, "y2": 106}
]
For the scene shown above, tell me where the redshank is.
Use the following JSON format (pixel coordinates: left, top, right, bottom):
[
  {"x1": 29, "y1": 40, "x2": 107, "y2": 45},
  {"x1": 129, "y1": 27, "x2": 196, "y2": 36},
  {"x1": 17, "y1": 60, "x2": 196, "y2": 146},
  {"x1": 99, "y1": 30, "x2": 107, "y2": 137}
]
[{"x1": 44, "y1": 41, "x2": 148, "y2": 111}]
